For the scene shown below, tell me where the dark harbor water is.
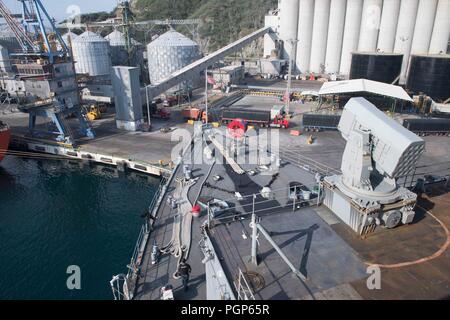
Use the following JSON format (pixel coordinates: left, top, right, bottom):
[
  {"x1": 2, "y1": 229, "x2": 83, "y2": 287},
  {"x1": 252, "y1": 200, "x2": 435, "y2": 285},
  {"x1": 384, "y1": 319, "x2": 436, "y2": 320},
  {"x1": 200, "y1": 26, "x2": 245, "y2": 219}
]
[{"x1": 0, "y1": 156, "x2": 160, "y2": 300}]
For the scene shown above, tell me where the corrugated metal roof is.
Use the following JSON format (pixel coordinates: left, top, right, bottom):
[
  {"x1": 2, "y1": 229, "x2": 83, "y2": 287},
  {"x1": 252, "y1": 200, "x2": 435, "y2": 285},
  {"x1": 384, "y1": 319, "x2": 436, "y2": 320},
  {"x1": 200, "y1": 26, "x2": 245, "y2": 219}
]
[
  {"x1": 105, "y1": 30, "x2": 142, "y2": 46},
  {"x1": 74, "y1": 31, "x2": 107, "y2": 43},
  {"x1": 147, "y1": 30, "x2": 198, "y2": 48},
  {"x1": 62, "y1": 32, "x2": 78, "y2": 42},
  {"x1": 319, "y1": 79, "x2": 413, "y2": 102}
]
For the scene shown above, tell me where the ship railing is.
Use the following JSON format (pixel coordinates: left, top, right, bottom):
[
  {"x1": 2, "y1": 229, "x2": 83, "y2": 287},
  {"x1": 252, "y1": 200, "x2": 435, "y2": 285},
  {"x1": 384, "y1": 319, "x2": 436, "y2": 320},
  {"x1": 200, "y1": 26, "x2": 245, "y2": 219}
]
[
  {"x1": 277, "y1": 148, "x2": 341, "y2": 177},
  {"x1": 235, "y1": 269, "x2": 255, "y2": 300},
  {"x1": 117, "y1": 176, "x2": 168, "y2": 300},
  {"x1": 208, "y1": 182, "x2": 324, "y2": 226}
]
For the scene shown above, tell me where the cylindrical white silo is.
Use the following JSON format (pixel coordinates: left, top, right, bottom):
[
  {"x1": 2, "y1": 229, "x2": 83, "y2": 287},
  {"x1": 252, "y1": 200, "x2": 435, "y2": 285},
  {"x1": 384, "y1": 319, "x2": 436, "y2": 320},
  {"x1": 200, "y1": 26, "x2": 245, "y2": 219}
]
[
  {"x1": 377, "y1": 0, "x2": 401, "y2": 52},
  {"x1": 147, "y1": 30, "x2": 201, "y2": 91},
  {"x1": 394, "y1": 0, "x2": 419, "y2": 84},
  {"x1": 410, "y1": 0, "x2": 438, "y2": 54},
  {"x1": 358, "y1": 0, "x2": 382, "y2": 52},
  {"x1": 310, "y1": 0, "x2": 331, "y2": 73},
  {"x1": 72, "y1": 31, "x2": 112, "y2": 77},
  {"x1": 296, "y1": 0, "x2": 314, "y2": 73},
  {"x1": 429, "y1": 0, "x2": 450, "y2": 54},
  {"x1": 339, "y1": 0, "x2": 364, "y2": 75},
  {"x1": 278, "y1": 0, "x2": 300, "y2": 63},
  {"x1": 324, "y1": 0, "x2": 347, "y2": 74}
]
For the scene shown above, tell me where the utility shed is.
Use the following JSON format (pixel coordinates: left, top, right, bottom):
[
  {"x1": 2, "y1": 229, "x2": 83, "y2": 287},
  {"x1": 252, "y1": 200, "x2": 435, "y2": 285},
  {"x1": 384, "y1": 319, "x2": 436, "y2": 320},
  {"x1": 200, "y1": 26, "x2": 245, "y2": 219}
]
[
  {"x1": 211, "y1": 65, "x2": 245, "y2": 86},
  {"x1": 112, "y1": 66, "x2": 143, "y2": 131},
  {"x1": 319, "y1": 79, "x2": 413, "y2": 102}
]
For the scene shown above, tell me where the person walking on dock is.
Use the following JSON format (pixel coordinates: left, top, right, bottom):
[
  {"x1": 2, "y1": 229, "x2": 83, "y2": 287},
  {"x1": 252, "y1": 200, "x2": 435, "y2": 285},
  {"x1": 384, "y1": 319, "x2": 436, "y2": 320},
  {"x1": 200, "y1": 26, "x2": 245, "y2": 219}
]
[{"x1": 178, "y1": 260, "x2": 192, "y2": 292}]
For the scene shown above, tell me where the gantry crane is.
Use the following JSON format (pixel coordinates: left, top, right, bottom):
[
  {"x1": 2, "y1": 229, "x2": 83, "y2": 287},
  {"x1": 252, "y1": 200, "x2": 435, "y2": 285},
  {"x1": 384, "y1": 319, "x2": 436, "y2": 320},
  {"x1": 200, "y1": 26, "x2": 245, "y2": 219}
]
[{"x1": 0, "y1": 0, "x2": 94, "y2": 145}]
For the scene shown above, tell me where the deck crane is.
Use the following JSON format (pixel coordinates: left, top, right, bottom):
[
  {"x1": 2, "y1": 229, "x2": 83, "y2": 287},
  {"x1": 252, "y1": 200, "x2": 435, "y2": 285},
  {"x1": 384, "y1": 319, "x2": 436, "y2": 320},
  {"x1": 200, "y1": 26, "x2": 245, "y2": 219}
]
[{"x1": 0, "y1": 0, "x2": 94, "y2": 145}]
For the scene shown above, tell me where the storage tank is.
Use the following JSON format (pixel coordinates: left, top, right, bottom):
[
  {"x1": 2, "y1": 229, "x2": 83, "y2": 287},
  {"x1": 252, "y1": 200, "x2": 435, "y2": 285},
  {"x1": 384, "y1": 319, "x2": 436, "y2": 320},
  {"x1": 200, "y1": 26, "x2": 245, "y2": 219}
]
[
  {"x1": 296, "y1": 0, "x2": 314, "y2": 73},
  {"x1": 310, "y1": 0, "x2": 331, "y2": 73},
  {"x1": 0, "y1": 44, "x2": 11, "y2": 73},
  {"x1": 72, "y1": 31, "x2": 112, "y2": 77},
  {"x1": 105, "y1": 30, "x2": 144, "y2": 67},
  {"x1": 62, "y1": 32, "x2": 78, "y2": 47},
  {"x1": 324, "y1": 0, "x2": 346, "y2": 74},
  {"x1": 410, "y1": 0, "x2": 438, "y2": 55},
  {"x1": 377, "y1": 0, "x2": 401, "y2": 53},
  {"x1": 394, "y1": 0, "x2": 419, "y2": 84},
  {"x1": 429, "y1": 0, "x2": 450, "y2": 54},
  {"x1": 339, "y1": 0, "x2": 364, "y2": 75},
  {"x1": 147, "y1": 29, "x2": 201, "y2": 91},
  {"x1": 278, "y1": 0, "x2": 300, "y2": 63},
  {"x1": 357, "y1": 0, "x2": 382, "y2": 52},
  {"x1": 406, "y1": 54, "x2": 450, "y2": 101},
  {"x1": 350, "y1": 52, "x2": 403, "y2": 84}
]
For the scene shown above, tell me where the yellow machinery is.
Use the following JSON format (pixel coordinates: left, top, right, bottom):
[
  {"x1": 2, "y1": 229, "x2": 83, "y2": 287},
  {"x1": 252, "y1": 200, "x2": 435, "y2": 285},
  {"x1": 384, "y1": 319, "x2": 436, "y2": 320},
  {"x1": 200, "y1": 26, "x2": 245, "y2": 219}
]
[{"x1": 86, "y1": 105, "x2": 102, "y2": 121}]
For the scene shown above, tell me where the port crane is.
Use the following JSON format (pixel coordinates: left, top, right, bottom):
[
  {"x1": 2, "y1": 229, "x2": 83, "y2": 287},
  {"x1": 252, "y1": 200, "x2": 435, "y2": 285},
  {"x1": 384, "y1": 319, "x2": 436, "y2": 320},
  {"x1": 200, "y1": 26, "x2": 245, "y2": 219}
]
[{"x1": 0, "y1": 0, "x2": 94, "y2": 144}]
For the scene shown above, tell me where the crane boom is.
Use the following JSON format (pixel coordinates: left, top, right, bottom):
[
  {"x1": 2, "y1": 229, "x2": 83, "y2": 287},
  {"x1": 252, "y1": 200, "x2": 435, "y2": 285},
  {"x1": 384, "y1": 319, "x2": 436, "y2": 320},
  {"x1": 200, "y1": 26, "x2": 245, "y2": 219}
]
[{"x1": 0, "y1": 0, "x2": 36, "y2": 52}]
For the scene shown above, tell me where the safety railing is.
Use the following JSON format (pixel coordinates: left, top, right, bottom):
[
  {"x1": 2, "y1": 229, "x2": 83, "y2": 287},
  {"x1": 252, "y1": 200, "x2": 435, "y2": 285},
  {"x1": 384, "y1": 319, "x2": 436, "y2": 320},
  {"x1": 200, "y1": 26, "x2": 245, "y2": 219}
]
[
  {"x1": 235, "y1": 269, "x2": 255, "y2": 300},
  {"x1": 114, "y1": 176, "x2": 168, "y2": 300}
]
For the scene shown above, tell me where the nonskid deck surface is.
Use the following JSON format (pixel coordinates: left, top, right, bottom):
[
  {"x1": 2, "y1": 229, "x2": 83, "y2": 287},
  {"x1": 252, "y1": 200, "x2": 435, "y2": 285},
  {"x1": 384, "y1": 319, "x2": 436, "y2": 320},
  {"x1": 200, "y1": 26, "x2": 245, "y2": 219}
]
[{"x1": 134, "y1": 140, "x2": 369, "y2": 300}]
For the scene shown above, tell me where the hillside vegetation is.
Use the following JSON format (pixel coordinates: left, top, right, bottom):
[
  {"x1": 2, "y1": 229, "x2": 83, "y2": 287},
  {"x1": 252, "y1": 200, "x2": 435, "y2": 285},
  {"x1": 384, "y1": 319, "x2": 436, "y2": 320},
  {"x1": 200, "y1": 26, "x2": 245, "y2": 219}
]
[{"x1": 131, "y1": 0, "x2": 277, "y2": 51}]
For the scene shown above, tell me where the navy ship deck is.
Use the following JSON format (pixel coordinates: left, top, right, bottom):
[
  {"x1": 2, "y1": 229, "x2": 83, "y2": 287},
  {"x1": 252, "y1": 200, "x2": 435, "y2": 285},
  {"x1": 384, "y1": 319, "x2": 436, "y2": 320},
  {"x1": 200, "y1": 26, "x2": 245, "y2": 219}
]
[{"x1": 132, "y1": 126, "x2": 450, "y2": 300}]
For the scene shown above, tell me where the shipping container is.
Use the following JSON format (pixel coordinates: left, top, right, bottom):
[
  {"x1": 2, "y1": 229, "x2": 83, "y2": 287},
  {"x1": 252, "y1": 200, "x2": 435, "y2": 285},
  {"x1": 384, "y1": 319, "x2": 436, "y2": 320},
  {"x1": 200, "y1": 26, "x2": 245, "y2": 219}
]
[
  {"x1": 403, "y1": 118, "x2": 450, "y2": 135},
  {"x1": 302, "y1": 113, "x2": 341, "y2": 131}
]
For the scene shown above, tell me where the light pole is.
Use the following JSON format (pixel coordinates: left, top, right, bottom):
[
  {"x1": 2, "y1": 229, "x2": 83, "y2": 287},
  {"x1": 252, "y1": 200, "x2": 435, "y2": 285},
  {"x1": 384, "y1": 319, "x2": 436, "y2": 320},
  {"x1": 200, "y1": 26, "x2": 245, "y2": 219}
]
[{"x1": 286, "y1": 39, "x2": 298, "y2": 116}]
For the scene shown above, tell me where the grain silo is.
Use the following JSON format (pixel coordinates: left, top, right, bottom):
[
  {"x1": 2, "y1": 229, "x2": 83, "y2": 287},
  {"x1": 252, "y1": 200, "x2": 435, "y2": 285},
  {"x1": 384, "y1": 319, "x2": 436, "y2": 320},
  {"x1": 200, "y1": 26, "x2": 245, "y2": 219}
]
[
  {"x1": 429, "y1": 0, "x2": 450, "y2": 54},
  {"x1": 340, "y1": 0, "x2": 364, "y2": 75},
  {"x1": 104, "y1": 30, "x2": 144, "y2": 67},
  {"x1": 296, "y1": 0, "x2": 314, "y2": 73},
  {"x1": 324, "y1": 0, "x2": 346, "y2": 74},
  {"x1": 72, "y1": 31, "x2": 112, "y2": 77},
  {"x1": 278, "y1": 0, "x2": 299, "y2": 62},
  {"x1": 146, "y1": 29, "x2": 201, "y2": 91},
  {"x1": 309, "y1": 0, "x2": 330, "y2": 73},
  {"x1": 377, "y1": 0, "x2": 401, "y2": 53},
  {"x1": 357, "y1": 0, "x2": 382, "y2": 52},
  {"x1": 393, "y1": 0, "x2": 419, "y2": 84},
  {"x1": 264, "y1": 0, "x2": 449, "y2": 79}
]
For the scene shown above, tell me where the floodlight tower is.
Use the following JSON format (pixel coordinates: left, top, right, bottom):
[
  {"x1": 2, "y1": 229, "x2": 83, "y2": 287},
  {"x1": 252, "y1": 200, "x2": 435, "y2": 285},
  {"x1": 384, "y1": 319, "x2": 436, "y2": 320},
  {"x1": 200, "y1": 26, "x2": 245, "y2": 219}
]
[{"x1": 323, "y1": 98, "x2": 425, "y2": 236}]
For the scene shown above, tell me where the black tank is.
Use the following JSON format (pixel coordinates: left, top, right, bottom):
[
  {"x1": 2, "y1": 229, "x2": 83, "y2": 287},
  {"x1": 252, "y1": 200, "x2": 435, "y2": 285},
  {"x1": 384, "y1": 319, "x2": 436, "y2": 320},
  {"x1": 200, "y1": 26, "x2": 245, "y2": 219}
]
[
  {"x1": 407, "y1": 54, "x2": 450, "y2": 102},
  {"x1": 350, "y1": 52, "x2": 403, "y2": 84}
]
